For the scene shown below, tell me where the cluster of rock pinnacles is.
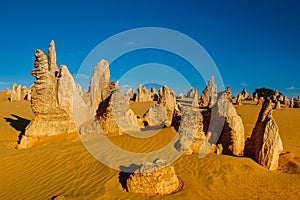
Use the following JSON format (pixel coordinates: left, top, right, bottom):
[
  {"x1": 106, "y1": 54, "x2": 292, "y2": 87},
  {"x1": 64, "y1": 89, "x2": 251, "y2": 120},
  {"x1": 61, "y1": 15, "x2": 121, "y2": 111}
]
[{"x1": 14, "y1": 41, "x2": 290, "y2": 195}]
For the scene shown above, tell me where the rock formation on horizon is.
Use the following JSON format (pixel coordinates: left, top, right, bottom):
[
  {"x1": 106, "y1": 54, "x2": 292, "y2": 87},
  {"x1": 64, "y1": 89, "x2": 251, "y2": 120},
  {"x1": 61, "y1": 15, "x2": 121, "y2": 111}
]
[
  {"x1": 293, "y1": 97, "x2": 300, "y2": 108},
  {"x1": 199, "y1": 76, "x2": 217, "y2": 108},
  {"x1": 10, "y1": 83, "x2": 21, "y2": 102},
  {"x1": 245, "y1": 100, "x2": 283, "y2": 170},
  {"x1": 18, "y1": 41, "x2": 77, "y2": 149},
  {"x1": 225, "y1": 86, "x2": 233, "y2": 102},
  {"x1": 187, "y1": 88, "x2": 197, "y2": 98},
  {"x1": 236, "y1": 88, "x2": 249, "y2": 105},
  {"x1": 158, "y1": 86, "x2": 177, "y2": 127},
  {"x1": 257, "y1": 97, "x2": 264, "y2": 106},
  {"x1": 151, "y1": 86, "x2": 158, "y2": 101},
  {"x1": 125, "y1": 159, "x2": 180, "y2": 195},
  {"x1": 125, "y1": 88, "x2": 134, "y2": 100},
  {"x1": 135, "y1": 84, "x2": 152, "y2": 102},
  {"x1": 283, "y1": 96, "x2": 290, "y2": 106},
  {"x1": 191, "y1": 90, "x2": 199, "y2": 108}
]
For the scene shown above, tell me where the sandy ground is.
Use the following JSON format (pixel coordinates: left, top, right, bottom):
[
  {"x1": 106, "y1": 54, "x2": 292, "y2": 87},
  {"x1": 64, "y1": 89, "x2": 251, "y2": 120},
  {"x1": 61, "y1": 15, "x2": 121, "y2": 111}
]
[{"x1": 1, "y1": 93, "x2": 300, "y2": 199}]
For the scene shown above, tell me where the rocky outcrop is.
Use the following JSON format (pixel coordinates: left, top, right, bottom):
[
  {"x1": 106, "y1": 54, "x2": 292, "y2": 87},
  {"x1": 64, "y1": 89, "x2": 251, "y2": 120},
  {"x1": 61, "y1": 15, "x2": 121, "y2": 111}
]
[
  {"x1": 187, "y1": 88, "x2": 197, "y2": 98},
  {"x1": 96, "y1": 87, "x2": 139, "y2": 136},
  {"x1": 10, "y1": 83, "x2": 21, "y2": 102},
  {"x1": 257, "y1": 97, "x2": 264, "y2": 106},
  {"x1": 236, "y1": 93, "x2": 243, "y2": 105},
  {"x1": 73, "y1": 84, "x2": 93, "y2": 127},
  {"x1": 5, "y1": 88, "x2": 11, "y2": 95},
  {"x1": 158, "y1": 86, "x2": 176, "y2": 127},
  {"x1": 18, "y1": 41, "x2": 77, "y2": 149},
  {"x1": 236, "y1": 88, "x2": 249, "y2": 105},
  {"x1": 176, "y1": 93, "x2": 184, "y2": 100},
  {"x1": 10, "y1": 84, "x2": 31, "y2": 101},
  {"x1": 240, "y1": 88, "x2": 249, "y2": 100},
  {"x1": 245, "y1": 100, "x2": 283, "y2": 170},
  {"x1": 225, "y1": 86, "x2": 233, "y2": 102},
  {"x1": 283, "y1": 96, "x2": 290, "y2": 106},
  {"x1": 176, "y1": 105, "x2": 206, "y2": 155},
  {"x1": 135, "y1": 84, "x2": 152, "y2": 102},
  {"x1": 143, "y1": 104, "x2": 166, "y2": 126},
  {"x1": 199, "y1": 76, "x2": 217, "y2": 108},
  {"x1": 253, "y1": 93, "x2": 258, "y2": 102},
  {"x1": 151, "y1": 86, "x2": 158, "y2": 101},
  {"x1": 294, "y1": 98, "x2": 300, "y2": 108},
  {"x1": 191, "y1": 90, "x2": 199, "y2": 108},
  {"x1": 125, "y1": 159, "x2": 180, "y2": 195},
  {"x1": 211, "y1": 93, "x2": 245, "y2": 156},
  {"x1": 290, "y1": 98, "x2": 295, "y2": 108},
  {"x1": 125, "y1": 88, "x2": 134, "y2": 100},
  {"x1": 275, "y1": 101, "x2": 281, "y2": 109},
  {"x1": 89, "y1": 59, "x2": 116, "y2": 114}
]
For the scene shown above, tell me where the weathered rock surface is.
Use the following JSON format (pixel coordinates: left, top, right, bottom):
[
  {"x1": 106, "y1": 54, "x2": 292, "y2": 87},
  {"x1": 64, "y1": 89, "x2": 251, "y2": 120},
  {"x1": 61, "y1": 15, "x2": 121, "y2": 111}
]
[
  {"x1": 151, "y1": 86, "x2": 158, "y2": 101},
  {"x1": 199, "y1": 76, "x2": 217, "y2": 108},
  {"x1": 257, "y1": 97, "x2": 264, "y2": 106},
  {"x1": 225, "y1": 86, "x2": 233, "y2": 102},
  {"x1": 96, "y1": 87, "x2": 139, "y2": 136},
  {"x1": 187, "y1": 88, "x2": 197, "y2": 98},
  {"x1": 294, "y1": 98, "x2": 300, "y2": 108},
  {"x1": 191, "y1": 90, "x2": 199, "y2": 108},
  {"x1": 5, "y1": 88, "x2": 11, "y2": 95},
  {"x1": 125, "y1": 159, "x2": 180, "y2": 195},
  {"x1": 214, "y1": 94, "x2": 245, "y2": 156},
  {"x1": 290, "y1": 98, "x2": 295, "y2": 108},
  {"x1": 176, "y1": 93, "x2": 184, "y2": 100},
  {"x1": 275, "y1": 101, "x2": 281, "y2": 109},
  {"x1": 125, "y1": 88, "x2": 134, "y2": 100},
  {"x1": 10, "y1": 83, "x2": 21, "y2": 102},
  {"x1": 240, "y1": 88, "x2": 249, "y2": 100},
  {"x1": 236, "y1": 88, "x2": 249, "y2": 105},
  {"x1": 253, "y1": 93, "x2": 258, "y2": 102},
  {"x1": 158, "y1": 86, "x2": 176, "y2": 127},
  {"x1": 89, "y1": 59, "x2": 116, "y2": 114},
  {"x1": 135, "y1": 84, "x2": 152, "y2": 102},
  {"x1": 236, "y1": 93, "x2": 243, "y2": 105},
  {"x1": 143, "y1": 104, "x2": 166, "y2": 126},
  {"x1": 19, "y1": 41, "x2": 77, "y2": 148},
  {"x1": 245, "y1": 100, "x2": 283, "y2": 170},
  {"x1": 176, "y1": 105, "x2": 206, "y2": 155},
  {"x1": 283, "y1": 96, "x2": 290, "y2": 106}
]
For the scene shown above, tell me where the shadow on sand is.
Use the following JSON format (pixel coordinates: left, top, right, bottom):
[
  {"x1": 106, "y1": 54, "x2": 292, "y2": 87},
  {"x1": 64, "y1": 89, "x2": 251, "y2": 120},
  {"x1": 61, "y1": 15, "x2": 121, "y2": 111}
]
[
  {"x1": 4, "y1": 114, "x2": 30, "y2": 143},
  {"x1": 118, "y1": 164, "x2": 140, "y2": 191}
]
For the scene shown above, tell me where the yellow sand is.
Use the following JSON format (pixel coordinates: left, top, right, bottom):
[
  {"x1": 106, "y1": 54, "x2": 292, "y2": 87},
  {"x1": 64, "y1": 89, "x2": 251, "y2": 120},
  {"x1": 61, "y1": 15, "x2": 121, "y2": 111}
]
[{"x1": 1, "y1": 93, "x2": 300, "y2": 199}]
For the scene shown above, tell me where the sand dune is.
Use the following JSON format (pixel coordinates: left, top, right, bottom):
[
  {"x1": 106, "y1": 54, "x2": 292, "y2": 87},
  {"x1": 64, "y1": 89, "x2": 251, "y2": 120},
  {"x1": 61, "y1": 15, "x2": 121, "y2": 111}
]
[{"x1": 1, "y1": 93, "x2": 300, "y2": 199}]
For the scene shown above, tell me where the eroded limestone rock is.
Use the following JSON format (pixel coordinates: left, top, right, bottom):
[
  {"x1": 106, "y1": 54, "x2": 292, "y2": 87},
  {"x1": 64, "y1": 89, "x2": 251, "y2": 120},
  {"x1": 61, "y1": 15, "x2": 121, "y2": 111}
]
[
  {"x1": 96, "y1": 87, "x2": 139, "y2": 136},
  {"x1": 135, "y1": 84, "x2": 152, "y2": 102},
  {"x1": 158, "y1": 86, "x2": 176, "y2": 127},
  {"x1": 199, "y1": 76, "x2": 217, "y2": 108},
  {"x1": 10, "y1": 83, "x2": 21, "y2": 102},
  {"x1": 143, "y1": 104, "x2": 166, "y2": 126},
  {"x1": 214, "y1": 94, "x2": 245, "y2": 156},
  {"x1": 245, "y1": 100, "x2": 283, "y2": 170},
  {"x1": 18, "y1": 41, "x2": 77, "y2": 148},
  {"x1": 176, "y1": 105, "x2": 206, "y2": 155},
  {"x1": 125, "y1": 159, "x2": 180, "y2": 195},
  {"x1": 89, "y1": 59, "x2": 116, "y2": 114}
]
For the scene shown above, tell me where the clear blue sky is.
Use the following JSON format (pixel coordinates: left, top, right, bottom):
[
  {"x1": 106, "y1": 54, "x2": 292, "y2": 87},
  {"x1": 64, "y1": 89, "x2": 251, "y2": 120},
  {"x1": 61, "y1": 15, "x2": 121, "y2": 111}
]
[{"x1": 0, "y1": 0, "x2": 299, "y2": 98}]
